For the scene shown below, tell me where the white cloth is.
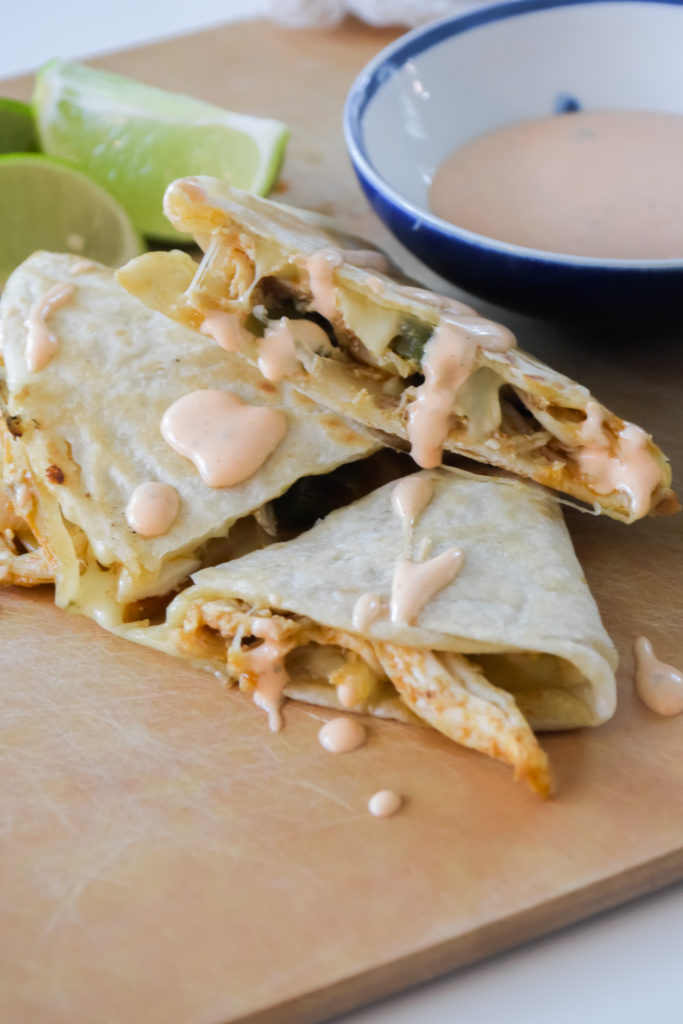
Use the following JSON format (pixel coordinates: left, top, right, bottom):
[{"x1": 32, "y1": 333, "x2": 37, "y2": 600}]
[{"x1": 266, "y1": 0, "x2": 479, "y2": 29}]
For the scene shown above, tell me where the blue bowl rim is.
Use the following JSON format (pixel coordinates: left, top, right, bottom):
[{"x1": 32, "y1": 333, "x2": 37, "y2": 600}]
[{"x1": 343, "y1": 0, "x2": 683, "y2": 271}]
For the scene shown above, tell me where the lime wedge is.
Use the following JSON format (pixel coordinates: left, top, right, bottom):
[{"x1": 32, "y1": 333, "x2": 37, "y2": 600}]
[
  {"x1": 0, "y1": 97, "x2": 38, "y2": 153},
  {"x1": 0, "y1": 153, "x2": 143, "y2": 284},
  {"x1": 33, "y1": 59, "x2": 289, "y2": 241}
]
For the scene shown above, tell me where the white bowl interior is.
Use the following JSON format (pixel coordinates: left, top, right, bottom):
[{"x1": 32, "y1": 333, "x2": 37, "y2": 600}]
[{"x1": 363, "y1": 2, "x2": 683, "y2": 213}]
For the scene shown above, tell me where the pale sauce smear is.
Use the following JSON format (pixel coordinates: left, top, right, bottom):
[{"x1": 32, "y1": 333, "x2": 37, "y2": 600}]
[
  {"x1": 391, "y1": 475, "x2": 433, "y2": 532},
  {"x1": 25, "y1": 282, "x2": 75, "y2": 373},
  {"x1": 576, "y1": 422, "x2": 662, "y2": 519},
  {"x1": 391, "y1": 548, "x2": 464, "y2": 626},
  {"x1": 303, "y1": 247, "x2": 389, "y2": 320},
  {"x1": 352, "y1": 592, "x2": 383, "y2": 632},
  {"x1": 125, "y1": 482, "x2": 180, "y2": 537},
  {"x1": 633, "y1": 637, "x2": 683, "y2": 716},
  {"x1": 430, "y1": 109, "x2": 683, "y2": 259},
  {"x1": 200, "y1": 309, "x2": 252, "y2": 354},
  {"x1": 161, "y1": 390, "x2": 287, "y2": 488},
  {"x1": 258, "y1": 317, "x2": 332, "y2": 382}
]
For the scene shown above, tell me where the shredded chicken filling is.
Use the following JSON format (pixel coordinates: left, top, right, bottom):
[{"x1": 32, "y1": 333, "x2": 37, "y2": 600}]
[{"x1": 172, "y1": 600, "x2": 554, "y2": 795}]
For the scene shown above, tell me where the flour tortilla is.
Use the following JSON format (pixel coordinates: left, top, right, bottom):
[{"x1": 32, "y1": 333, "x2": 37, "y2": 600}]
[
  {"x1": 117, "y1": 177, "x2": 676, "y2": 524},
  {"x1": 0, "y1": 252, "x2": 378, "y2": 618},
  {"x1": 163, "y1": 468, "x2": 618, "y2": 794}
]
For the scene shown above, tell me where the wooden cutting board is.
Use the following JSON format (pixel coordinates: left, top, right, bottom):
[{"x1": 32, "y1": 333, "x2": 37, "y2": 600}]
[{"x1": 1, "y1": 19, "x2": 682, "y2": 1024}]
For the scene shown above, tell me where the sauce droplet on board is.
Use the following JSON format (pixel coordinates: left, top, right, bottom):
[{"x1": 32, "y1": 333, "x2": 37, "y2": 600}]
[
  {"x1": 160, "y1": 390, "x2": 287, "y2": 488},
  {"x1": 391, "y1": 548, "x2": 464, "y2": 625},
  {"x1": 318, "y1": 716, "x2": 367, "y2": 753},
  {"x1": 25, "y1": 282, "x2": 74, "y2": 372},
  {"x1": 125, "y1": 482, "x2": 180, "y2": 537},
  {"x1": 368, "y1": 790, "x2": 403, "y2": 817},
  {"x1": 634, "y1": 637, "x2": 683, "y2": 716}
]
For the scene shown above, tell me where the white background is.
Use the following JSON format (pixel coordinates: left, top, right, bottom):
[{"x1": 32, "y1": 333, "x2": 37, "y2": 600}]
[{"x1": 3, "y1": 3, "x2": 682, "y2": 1022}]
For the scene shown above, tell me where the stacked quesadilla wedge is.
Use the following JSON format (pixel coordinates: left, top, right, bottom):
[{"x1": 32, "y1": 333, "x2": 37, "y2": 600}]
[
  {"x1": 0, "y1": 252, "x2": 378, "y2": 623},
  {"x1": 157, "y1": 468, "x2": 618, "y2": 795},
  {"x1": 116, "y1": 177, "x2": 677, "y2": 525}
]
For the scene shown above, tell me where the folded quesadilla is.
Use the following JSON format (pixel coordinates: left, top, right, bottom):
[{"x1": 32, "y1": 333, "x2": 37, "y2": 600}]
[
  {"x1": 0, "y1": 251, "x2": 379, "y2": 621},
  {"x1": 116, "y1": 176, "x2": 676, "y2": 525},
  {"x1": 159, "y1": 468, "x2": 618, "y2": 795}
]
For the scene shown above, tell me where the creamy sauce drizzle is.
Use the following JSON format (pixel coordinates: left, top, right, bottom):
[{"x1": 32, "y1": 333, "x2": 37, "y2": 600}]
[
  {"x1": 258, "y1": 318, "x2": 300, "y2": 380},
  {"x1": 633, "y1": 637, "x2": 683, "y2": 716},
  {"x1": 69, "y1": 259, "x2": 97, "y2": 275},
  {"x1": 242, "y1": 618, "x2": 291, "y2": 732},
  {"x1": 368, "y1": 790, "x2": 403, "y2": 817},
  {"x1": 303, "y1": 247, "x2": 389, "y2": 320},
  {"x1": 577, "y1": 422, "x2": 662, "y2": 518},
  {"x1": 430, "y1": 109, "x2": 683, "y2": 259},
  {"x1": 407, "y1": 317, "x2": 514, "y2": 468},
  {"x1": 161, "y1": 390, "x2": 287, "y2": 488},
  {"x1": 125, "y1": 482, "x2": 180, "y2": 537},
  {"x1": 259, "y1": 317, "x2": 334, "y2": 381},
  {"x1": 200, "y1": 309, "x2": 252, "y2": 353},
  {"x1": 391, "y1": 548, "x2": 464, "y2": 625},
  {"x1": 352, "y1": 592, "x2": 383, "y2": 632},
  {"x1": 580, "y1": 400, "x2": 607, "y2": 446},
  {"x1": 304, "y1": 249, "x2": 342, "y2": 320},
  {"x1": 24, "y1": 282, "x2": 75, "y2": 372},
  {"x1": 318, "y1": 716, "x2": 367, "y2": 753},
  {"x1": 391, "y1": 475, "x2": 434, "y2": 533}
]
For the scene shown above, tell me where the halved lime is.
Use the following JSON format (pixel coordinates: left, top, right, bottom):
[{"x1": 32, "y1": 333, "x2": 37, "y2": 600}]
[
  {"x1": 33, "y1": 59, "x2": 289, "y2": 241},
  {"x1": 0, "y1": 153, "x2": 143, "y2": 284},
  {"x1": 0, "y1": 97, "x2": 38, "y2": 153}
]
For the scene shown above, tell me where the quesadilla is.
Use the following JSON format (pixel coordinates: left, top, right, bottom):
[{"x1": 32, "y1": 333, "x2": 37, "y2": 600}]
[
  {"x1": 158, "y1": 468, "x2": 619, "y2": 795},
  {"x1": 0, "y1": 251, "x2": 379, "y2": 622},
  {"x1": 116, "y1": 176, "x2": 677, "y2": 525}
]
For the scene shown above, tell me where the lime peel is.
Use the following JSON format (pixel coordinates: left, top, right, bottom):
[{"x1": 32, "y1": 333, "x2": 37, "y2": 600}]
[
  {"x1": 33, "y1": 59, "x2": 289, "y2": 241},
  {"x1": 0, "y1": 97, "x2": 38, "y2": 154},
  {"x1": 0, "y1": 152, "x2": 143, "y2": 284}
]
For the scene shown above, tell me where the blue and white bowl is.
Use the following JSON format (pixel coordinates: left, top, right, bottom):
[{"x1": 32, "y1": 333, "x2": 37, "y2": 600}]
[{"x1": 344, "y1": 0, "x2": 683, "y2": 320}]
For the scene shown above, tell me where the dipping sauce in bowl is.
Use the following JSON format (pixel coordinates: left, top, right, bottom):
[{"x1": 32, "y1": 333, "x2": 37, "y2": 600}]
[
  {"x1": 429, "y1": 109, "x2": 683, "y2": 260},
  {"x1": 344, "y1": 0, "x2": 683, "y2": 319}
]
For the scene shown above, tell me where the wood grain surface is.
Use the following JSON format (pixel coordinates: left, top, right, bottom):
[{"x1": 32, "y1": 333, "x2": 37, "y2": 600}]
[{"x1": 1, "y1": 18, "x2": 682, "y2": 1024}]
